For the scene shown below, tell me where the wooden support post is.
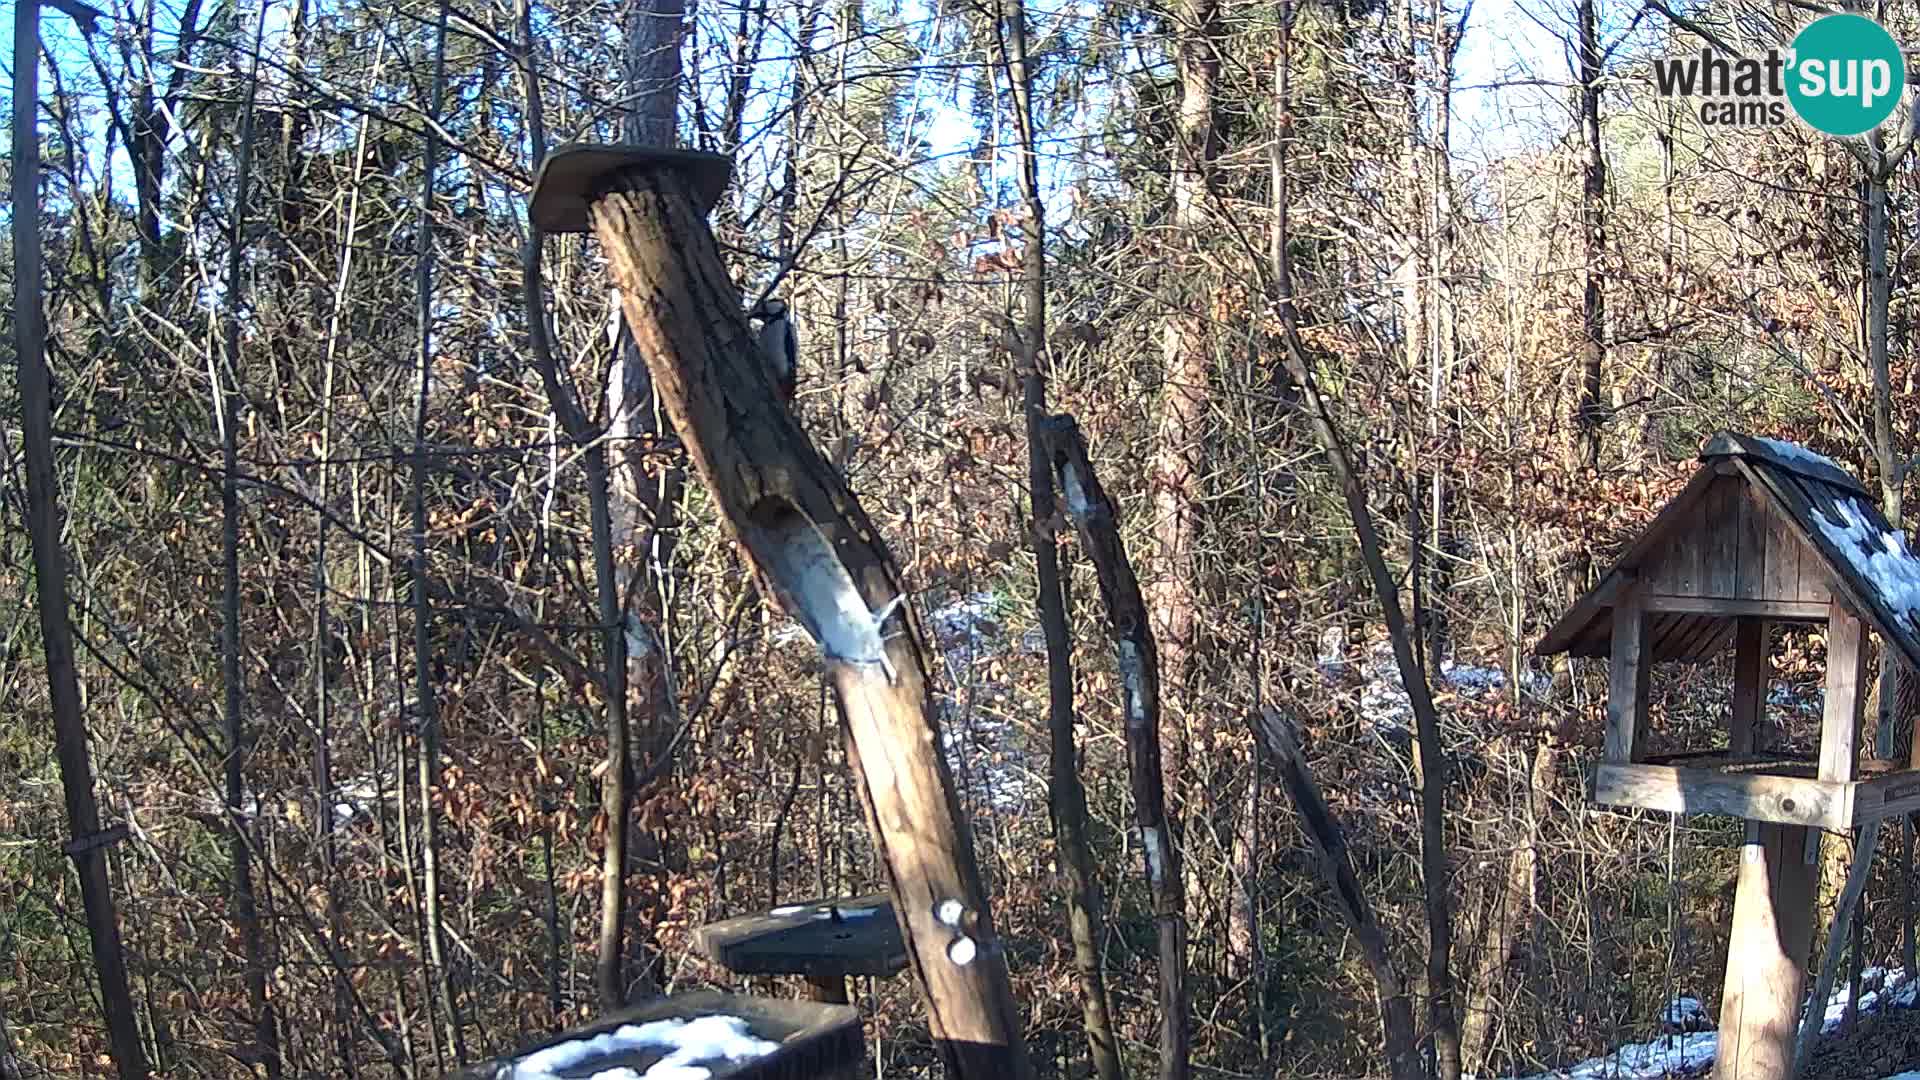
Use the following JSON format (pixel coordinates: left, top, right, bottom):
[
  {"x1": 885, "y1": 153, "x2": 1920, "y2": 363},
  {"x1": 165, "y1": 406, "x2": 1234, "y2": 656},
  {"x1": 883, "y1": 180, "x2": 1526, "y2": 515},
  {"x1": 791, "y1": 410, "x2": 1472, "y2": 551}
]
[
  {"x1": 1606, "y1": 591, "x2": 1650, "y2": 764},
  {"x1": 1731, "y1": 619, "x2": 1768, "y2": 755},
  {"x1": 528, "y1": 148, "x2": 1032, "y2": 1080},
  {"x1": 1715, "y1": 822, "x2": 1818, "y2": 1080},
  {"x1": 806, "y1": 975, "x2": 851, "y2": 1005},
  {"x1": 1821, "y1": 604, "x2": 1868, "y2": 785}
]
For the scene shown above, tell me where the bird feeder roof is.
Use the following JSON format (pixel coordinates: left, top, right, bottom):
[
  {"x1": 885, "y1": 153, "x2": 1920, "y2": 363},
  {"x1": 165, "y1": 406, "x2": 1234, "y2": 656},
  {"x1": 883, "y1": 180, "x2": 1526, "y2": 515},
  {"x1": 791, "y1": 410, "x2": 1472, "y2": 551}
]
[
  {"x1": 692, "y1": 894, "x2": 908, "y2": 980},
  {"x1": 1536, "y1": 432, "x2": 1920, "y2": 670}
]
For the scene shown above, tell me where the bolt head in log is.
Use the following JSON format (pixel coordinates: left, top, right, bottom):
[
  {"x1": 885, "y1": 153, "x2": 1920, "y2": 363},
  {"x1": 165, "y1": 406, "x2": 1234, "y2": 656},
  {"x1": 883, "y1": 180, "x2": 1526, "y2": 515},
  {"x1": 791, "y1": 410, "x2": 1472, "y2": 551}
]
[{"x1": 527, "y1": 143, "x2": 733, "y2": 233}]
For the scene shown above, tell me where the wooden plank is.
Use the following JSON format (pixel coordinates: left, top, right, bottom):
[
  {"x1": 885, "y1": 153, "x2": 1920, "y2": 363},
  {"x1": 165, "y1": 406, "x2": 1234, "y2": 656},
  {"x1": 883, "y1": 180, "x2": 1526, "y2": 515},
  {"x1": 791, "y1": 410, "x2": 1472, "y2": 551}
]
[
  {"x1": 691, "y1": 894, "x2": 908, "y2": 979},
  {"x1": 1822, "y1": 602, "x2": 1868, "y2": 784},
  {"x1": 1607, "y1": 592, "x2": 1651, "y2": 764},
  {"x1": 1735, "y1": 477, "x2": 1772, "y2": 600},
  {"x1": 1731, "y1": 619, "x2": 1768, "y2": 755},
  {"x1": 1592, "y1": 763, "x2": 1853, "y2": 830},
  {"x1": 1703, "y1": 477, "x2": 1741, "y2": 597},
  {"x1": 1641, "y1": 596, "x2": 1831, "y2": 621},
  {"x1": 1671, "y1": 615, "x2": 1728, "y2": 663},
  {"x1": 1645, "y1": 613, "x2": 1695, "y2": 662},
  {"x1": 1716, "y1": 821, "x2": 1821, "y2": 1080},
  {"x1": 1848, "y1": 769, "x2": 1920, "y2": 825}
]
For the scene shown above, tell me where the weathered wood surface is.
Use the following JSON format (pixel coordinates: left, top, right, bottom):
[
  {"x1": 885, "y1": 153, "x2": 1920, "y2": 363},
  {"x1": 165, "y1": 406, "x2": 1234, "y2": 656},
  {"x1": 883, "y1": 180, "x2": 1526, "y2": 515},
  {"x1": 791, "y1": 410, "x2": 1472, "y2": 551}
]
[
  {"x1": 578, "y1": 164, "x2": 1031, "y2": 1079},
  {"x1": 1715, "y1": 822, "x2": 1818, "y2": 1080},
  {"x1": 692, "y1": 895, "x2": 907, "y2": 980},
  {"x1": 1606, "y1": 590, "x2": 1650, "y2": 763},
  {"x1": 1592, "y1": 763, "x2": 1852, "y2": 831},
  {"x1": 1252, "y1": 707, "x2": 1421, "y2": 1080},
  {"x1": 450, "y1": 991, "x2": 863, "y2": 1080},
  {"x1": 1821, "y1": 602, "x2": 1867, "y2": 785},
  {"x1": 1793, "y1": 820, "x2": 1882, "y2": 1076},
  {"x1": 1039, "y1": 413, "x2": 1189, "y2": 1079},
  {"x1": 1731, "y1": 618, "x2": 1768, "y2": 755}
]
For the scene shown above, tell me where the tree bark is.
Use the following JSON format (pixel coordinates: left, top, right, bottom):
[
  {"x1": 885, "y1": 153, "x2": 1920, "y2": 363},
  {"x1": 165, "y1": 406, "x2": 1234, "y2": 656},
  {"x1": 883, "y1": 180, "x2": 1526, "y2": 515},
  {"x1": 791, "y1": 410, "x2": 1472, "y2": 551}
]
[
  {"x1": 1252, "y1": 707, "x2": 1422, "y2": 1080},
  {"x1": 12, "y1": 3, "x2": 150, "y2": 1075},
  {"x1": 579, "y1": 164, "x2": 1033, "y2": 1080},
  {"x1": 995, "y1": 1, "x2": 1123, "y2": 1076},
  {"x1": 1040, "y1": 414, "x2": 1189, "y2": 1080},
  {"x1": 217, "y1": 4, "x2": 281, "y2": 1072},
  {"x1": 1149, "y1": 0, "x2": 1220, "y2": 808},
  {"x1": 1459, "y1": 740, "x2": 1558, "y2": 1070},
  {"x1": 410, "y1": 0, "x2": 464, "y2": 1054},
  {"x1": 1573, "y1": 0, "x2": 1607, "y2": 473}
]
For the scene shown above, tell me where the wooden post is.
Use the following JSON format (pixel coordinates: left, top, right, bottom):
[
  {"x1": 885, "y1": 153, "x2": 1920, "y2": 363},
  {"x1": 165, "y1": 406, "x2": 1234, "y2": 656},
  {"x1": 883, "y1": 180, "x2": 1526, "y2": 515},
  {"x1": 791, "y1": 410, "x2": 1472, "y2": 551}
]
[
  {"x1": 1606, "y1": 591, "x2": 1650, "y2": 763},
  {"x1": 1731, "y1": 618, "x2": 1768, "y2": 755},
  {"x1": 1821, "y1": 604, "x2": 1868, "y2": 785},
  {"x1": 529, "y1": 148, "x2": 1032, "y2": 1080},
  {"x1": 806, "y1": 975, "x2": 851, "y2": 1005},
  {"x1": 1714, "y1": 822, "x2": 1818, "y2": 1080}
]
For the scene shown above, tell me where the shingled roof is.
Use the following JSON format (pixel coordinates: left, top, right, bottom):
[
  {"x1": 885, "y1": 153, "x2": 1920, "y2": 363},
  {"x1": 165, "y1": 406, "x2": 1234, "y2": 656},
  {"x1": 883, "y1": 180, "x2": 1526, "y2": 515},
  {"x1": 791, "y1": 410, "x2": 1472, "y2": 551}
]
[{"x1": 1536, "y1": 432, "x2": 1920, "y2": 670}]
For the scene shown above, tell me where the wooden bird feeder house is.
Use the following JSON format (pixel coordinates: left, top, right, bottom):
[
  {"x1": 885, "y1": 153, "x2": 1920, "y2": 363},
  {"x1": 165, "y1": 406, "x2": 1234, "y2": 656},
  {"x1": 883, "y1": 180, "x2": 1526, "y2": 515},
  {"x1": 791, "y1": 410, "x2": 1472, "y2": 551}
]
[{"x1": 1537, "y1": 431, "x2": 1920, "y2": 1080}]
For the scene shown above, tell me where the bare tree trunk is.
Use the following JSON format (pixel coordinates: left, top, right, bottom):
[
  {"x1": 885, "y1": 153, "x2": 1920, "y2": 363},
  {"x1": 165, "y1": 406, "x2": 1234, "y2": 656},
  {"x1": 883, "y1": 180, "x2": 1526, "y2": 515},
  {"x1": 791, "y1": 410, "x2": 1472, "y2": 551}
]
[
  {"x1": 1460, "y1": 741, "x2": 1558, "y2": 1070},
  {"x1": 1253, "y1": 707, "x2": 1422, "y2": 1080},
  {"x1": 1865, "y1": 135, "x2": 1905, "y2": 757},
  {"x1": 1041, "y1": 416, "x2": 1189, "y2": 1080},
  {"x1": 410, "y1": 0, "x2": 464, "y2": 1055},
  {"x1": 994, "y1": 2, "x2": 1122, "y2": 1076},
  {"x1": 1269, "y1": 98, "x2": 1461, "y2": 1080},
  {"x1": 12, "y1": 5, "x2": 150, "y2": 1076},
  {"x1": 1573, "y1": 0, "x2": 1607, "y2": 474},
  {"x1": 596, "y1": 0, "x2": 689, "y2": 1003},
  {"x1": 217, "y1": 4, "x2": 281, "y2": 1071},
  {"x1": 1149, "y1": 0, "x2": 1220, "y2": 808}
]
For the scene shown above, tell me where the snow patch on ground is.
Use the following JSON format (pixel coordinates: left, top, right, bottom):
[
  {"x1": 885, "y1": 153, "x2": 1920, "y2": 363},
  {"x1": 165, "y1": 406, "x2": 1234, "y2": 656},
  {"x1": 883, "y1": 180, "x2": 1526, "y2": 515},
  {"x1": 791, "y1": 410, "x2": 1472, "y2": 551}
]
[
  {"x1": 505, "y1": 1015, "x2": 778, "y2": 1080},
  {"x1": 1351, "y1": 641, "x2": 1550, "y2": 735},
  {"x1": 1479, "y1": 973, "x2": 1920, "y2": 1080}
]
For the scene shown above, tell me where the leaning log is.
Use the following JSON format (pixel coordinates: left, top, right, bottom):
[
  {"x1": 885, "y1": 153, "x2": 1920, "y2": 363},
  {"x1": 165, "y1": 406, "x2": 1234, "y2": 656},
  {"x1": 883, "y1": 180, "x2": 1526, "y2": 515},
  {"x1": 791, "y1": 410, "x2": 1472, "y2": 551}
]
[
  {"x1": 529, "y1": 146, "x2": 1031, "y2": 1079},
  {"x1": 1037, "y1": 413, "x2": 1189, "y2": 1079},
  {"x1": 1252, "y1": 706, "x2": 1422, "y2": 1080}
]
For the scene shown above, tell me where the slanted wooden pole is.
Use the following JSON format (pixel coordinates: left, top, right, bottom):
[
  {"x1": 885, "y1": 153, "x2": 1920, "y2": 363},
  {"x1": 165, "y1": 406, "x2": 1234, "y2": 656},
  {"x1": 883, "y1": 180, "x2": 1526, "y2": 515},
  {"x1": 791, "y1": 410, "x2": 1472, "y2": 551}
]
[
  {"x1": 1605, "y1": 590, "x2": 1649, "y2": 763},
  {"x1": 1038, "y1": 414, "x2": 1188, "y2": 1079},
  {"x1": 1793, "y1": 820, "x2": 1881, "y2": 1075},
  {"x1": 532, "y1": 150, "x2": 1031, "y2": 1079},
  {"x1": 1251, "y1": 706, "x2": 1421, "y2": 1080}
]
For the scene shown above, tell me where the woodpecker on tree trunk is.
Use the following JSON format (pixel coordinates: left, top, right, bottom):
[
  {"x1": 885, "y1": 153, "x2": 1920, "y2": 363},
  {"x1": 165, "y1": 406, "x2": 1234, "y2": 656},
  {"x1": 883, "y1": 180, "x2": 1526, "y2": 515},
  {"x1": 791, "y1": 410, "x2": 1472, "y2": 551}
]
[{"x1": 751, "y1": 297, "x2": 799, "y2": 403}]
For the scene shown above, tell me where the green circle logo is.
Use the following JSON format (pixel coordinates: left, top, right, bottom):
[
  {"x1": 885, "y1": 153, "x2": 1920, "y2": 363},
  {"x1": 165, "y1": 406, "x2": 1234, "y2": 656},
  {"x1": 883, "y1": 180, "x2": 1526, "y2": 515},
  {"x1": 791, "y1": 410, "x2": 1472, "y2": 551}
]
[{"x1": 1786, "y1": 14, "x2": 1905, "y2": 137}]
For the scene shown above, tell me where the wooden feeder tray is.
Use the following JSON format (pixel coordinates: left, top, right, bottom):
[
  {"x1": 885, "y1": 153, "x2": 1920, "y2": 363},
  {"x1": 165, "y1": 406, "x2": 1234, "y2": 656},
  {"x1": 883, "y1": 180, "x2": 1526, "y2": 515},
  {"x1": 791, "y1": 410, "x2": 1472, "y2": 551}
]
[
  {"x1": 693, "y1": 893, "x2": 908, "y2": 981},
  {"x1": 528, "y1": 144, "x2": 733, "y2": 233},
  {"x1": 452, "y1": 991, "x2": 862, "y2": 1080},
  {"x1": 1594, "y1": 751, "x2": 1920, "y2": 831}
]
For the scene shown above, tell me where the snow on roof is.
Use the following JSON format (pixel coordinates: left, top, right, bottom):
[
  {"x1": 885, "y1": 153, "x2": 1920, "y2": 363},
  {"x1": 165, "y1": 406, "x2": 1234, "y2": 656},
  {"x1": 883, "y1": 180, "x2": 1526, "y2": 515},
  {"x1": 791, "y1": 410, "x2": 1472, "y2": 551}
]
[
  {"x1": 508, "y1": 1015, "x2": 779, "y2": 1080},
  {"x1": 1807, "y1": 492, "x2": 1920, "y2": 643},
  {"x1": 1749, "y1": 435, "x2": 1845, "y2": 474}
]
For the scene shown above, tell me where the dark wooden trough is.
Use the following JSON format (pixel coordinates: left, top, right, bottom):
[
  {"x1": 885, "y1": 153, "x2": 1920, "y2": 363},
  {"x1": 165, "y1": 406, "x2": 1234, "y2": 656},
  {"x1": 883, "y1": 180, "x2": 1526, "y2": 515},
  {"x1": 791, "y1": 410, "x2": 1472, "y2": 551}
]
[
  {"x1": 692, "y1": 893, "x2": 908, "y2": 1004},
  {"x1": 454, "y1": 991, "x2": 862, "y2": 1079}
]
